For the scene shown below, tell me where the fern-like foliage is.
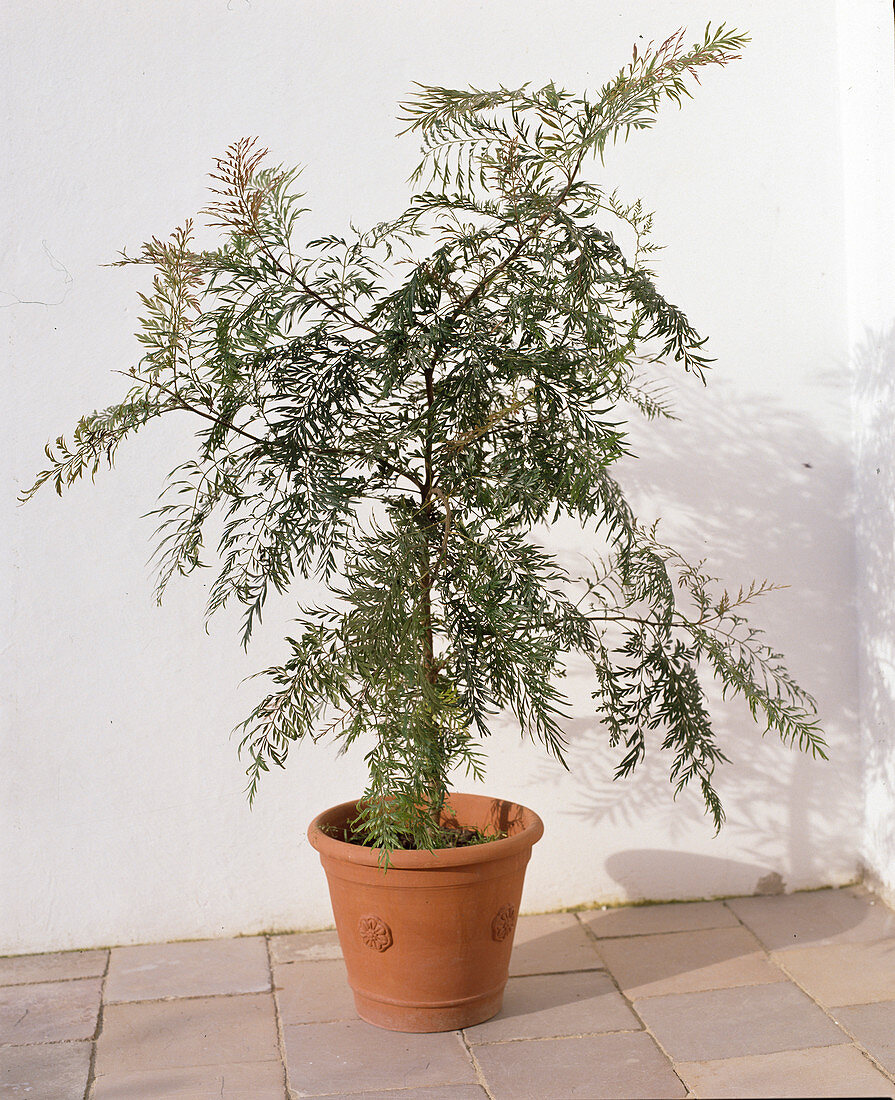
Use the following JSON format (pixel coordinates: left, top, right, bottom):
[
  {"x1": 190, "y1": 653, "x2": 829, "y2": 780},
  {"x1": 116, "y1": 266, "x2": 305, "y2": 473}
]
[{"x1": 25, "y1": 25, "x2": 825, "y2": 854}]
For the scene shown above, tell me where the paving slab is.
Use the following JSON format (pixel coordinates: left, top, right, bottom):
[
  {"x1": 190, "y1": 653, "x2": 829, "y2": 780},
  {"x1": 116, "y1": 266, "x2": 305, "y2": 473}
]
[
  {"x1": 677, "y1": 1044, "x2": 895, "y2": 1098},
  {"x1": 0, "y1": 977, "x2": 102, "y2": 1045},
  {"x1": 0, "y1": 1039, "x2": 92, "y2": 1099},
  {"x1": 473, "y1": 1031, "x2": 686, "y2": 1099},
  {"x1": 727, "y1": 886, "x2": 895, "y2": 950},
  {"x1": 634, "y1": 982, "x2": 846, "y2": 1063},
  {"x1": 832, "y1": 1000, "x2": 895, "y2": 1074},
  {"x1": 283, "y1": 1019, "x2": 476, "y2": 1094},
  {"x1": 0, "y1": 948, "x2": 107, "y2": 987},
  {"x1": 775, "y1": 939, "x2": 895, "y2": 1007},
  {"x1": 596, "y1": 925, "x2": 786, "y2": 999},
  {"x1": 91, "y1": 1059, "x2": 287, "y2": 1099},
  {"x1": 581, "y1": 900, "x2": 739, "y2": 939},
  {"x1": 508, "y1": 912, "x2": 604, "y2": 975},
  {"x1": 105, "y1": 936, "x2": 270, "y2": 1003},
  {"x1": 269, "y1": 929, "x2": 342, "y2": 964},
  {"x1": 274, "y1": 958, "x2": 357, "y2": 1024},
  {"x1": 464, "y1": 969, "x2": 638, "y2": 1042},
  {"x1": 94, "y1": 993, "x2": 280, "y2": 1075},
  {"x1": 2, "y1": 889, "x2": 892, "y2": 1099}
]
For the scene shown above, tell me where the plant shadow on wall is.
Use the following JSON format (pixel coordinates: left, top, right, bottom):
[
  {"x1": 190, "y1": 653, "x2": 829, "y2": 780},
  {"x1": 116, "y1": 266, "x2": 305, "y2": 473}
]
[
  {"x1": 534, "y1": 377, "x2": 859, "y2": 894},
  {"x1": 854, "y1": 323, "x2": 895, "y2": 875}
]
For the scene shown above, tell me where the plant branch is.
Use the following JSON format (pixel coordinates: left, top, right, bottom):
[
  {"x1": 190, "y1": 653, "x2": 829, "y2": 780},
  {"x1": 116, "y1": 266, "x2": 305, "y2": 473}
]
[
  {"x1": 118, "y1": 371, "x2": 269, "y2": 447},
  {"x1": 438, "y1": 393, "x2": 534, "y2": 462},
  {"x1": 121, "y1": 370, "x2": 424, "y2": 490}
]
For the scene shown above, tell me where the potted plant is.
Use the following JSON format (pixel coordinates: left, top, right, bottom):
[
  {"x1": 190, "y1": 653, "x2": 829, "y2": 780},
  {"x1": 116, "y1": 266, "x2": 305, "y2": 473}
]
[{"x1": 24, "y1": 25, "x2": 825, "y2": 1031}]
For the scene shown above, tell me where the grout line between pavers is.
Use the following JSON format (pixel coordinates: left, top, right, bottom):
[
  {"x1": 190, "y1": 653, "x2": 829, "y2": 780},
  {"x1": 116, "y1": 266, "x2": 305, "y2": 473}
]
[
  {"x1": 83, "y1": 946, "x2": 111, "y2": 1100},
  {"x1": 507, "y1": 965, "x2": 606, "y2": 979},
  {"x1": 263, "y1": 934, "x2": 292, "y2": 1100},
  {"x1": 0, "y1": 1036, "x2": 94, "y2": 1049},
  {"x1": 466, "y1": 1023, "x2": 650, "y2": 1047},
  {"x1": 458, "y1": 1027, "x2": 497, "y2": 1100},
  {"x1": 0, "y1": 971, "x2": 110, "y2": 989},
  {"x1": 572, "y1": 912, "x2": 691, "y2": 1098},
  {"x1": 575, "y1": 915, "x2": 742, "y2": 942},
  {"x1": 101, "y1": 986, "x2": 276, "y2": 1009},
  {"x1": 582, "y1": 928, "x2": 754, "y2": 945}
]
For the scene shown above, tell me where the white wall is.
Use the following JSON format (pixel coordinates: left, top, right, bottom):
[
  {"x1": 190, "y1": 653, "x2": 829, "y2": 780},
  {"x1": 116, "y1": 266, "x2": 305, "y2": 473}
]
[
  {"x1": 3, "y1": 1, "x2": 874, "y2": 954},
  {"x1": 839, "y1": 0, "x2": 895, "y2": 905}
]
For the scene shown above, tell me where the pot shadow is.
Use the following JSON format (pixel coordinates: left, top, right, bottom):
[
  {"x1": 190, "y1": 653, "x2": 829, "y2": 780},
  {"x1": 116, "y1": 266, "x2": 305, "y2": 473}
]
[{"x1": 602, "y1": 849, "x2": 787, "y2": 900}]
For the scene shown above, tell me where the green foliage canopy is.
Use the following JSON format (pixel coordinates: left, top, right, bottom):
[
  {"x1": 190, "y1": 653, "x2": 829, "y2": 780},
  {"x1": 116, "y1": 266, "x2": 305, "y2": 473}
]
[{"x1": 26, "y1": 26, "x2": 825, "y2": 854}]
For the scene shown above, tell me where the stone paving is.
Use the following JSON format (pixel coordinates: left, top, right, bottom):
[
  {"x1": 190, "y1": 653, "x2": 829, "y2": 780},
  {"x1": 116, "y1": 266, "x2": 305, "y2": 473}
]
[{"x1": 2, "y1": 886, "x2": 894, "y2": 1098}]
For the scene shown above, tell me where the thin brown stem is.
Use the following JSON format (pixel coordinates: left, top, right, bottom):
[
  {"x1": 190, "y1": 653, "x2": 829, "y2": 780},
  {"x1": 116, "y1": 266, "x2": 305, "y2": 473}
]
[
  {"x1": 427, "y1": 484, "x2": 453, "y2": 582},
  {"x1": 444, "y1": 151, "x2": 585, "y2": 325},
  {"x1": 119, "y1": 371, "x2": 268, "y2": 447},
  {"x1": 262, "y1": 244, "x2": 380, "y2": 336},
  {"x1": 436, "y1": 393, "x2": 534, "y2": 465},
  {"x1": 121, "y1": 370, "x2": 424, "y2": 490},
  {"x1": 419, "y1": 367, "x2": 438, "y2": 688}
]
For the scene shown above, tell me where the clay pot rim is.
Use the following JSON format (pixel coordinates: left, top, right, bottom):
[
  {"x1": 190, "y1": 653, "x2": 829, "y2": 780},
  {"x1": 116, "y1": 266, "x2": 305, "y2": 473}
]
[{"x1": 308, "y1": 791, "x2": 544, "y2": 869}]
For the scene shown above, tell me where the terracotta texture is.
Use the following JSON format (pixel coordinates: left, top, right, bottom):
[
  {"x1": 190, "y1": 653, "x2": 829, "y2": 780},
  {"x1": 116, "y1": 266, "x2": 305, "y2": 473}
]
[{"x1": 307, "y1": 793, "x2": 544, "y2": 1032}]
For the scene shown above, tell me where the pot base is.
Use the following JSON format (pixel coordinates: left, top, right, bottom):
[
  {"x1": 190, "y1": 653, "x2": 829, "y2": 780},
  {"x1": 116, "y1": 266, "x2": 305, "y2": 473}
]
[{"x1": 353, "y1": 986, "x2": 504, "y2": 1032}]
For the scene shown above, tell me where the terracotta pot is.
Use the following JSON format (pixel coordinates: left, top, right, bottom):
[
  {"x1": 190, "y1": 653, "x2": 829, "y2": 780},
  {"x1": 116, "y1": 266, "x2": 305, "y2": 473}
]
[{"x1": 308, "y1": 792, "x2": 544, "y2": 1032}]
